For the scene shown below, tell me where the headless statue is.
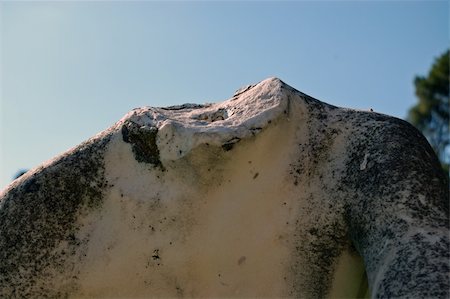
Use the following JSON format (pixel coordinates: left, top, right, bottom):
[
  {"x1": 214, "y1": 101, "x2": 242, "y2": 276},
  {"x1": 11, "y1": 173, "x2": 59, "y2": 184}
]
[{"x1": 1, "y1": 78, "x2": 448, "y2": 298}]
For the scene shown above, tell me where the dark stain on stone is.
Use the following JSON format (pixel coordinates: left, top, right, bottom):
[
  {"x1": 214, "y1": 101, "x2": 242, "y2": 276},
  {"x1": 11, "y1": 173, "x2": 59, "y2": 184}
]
[
  {"x1": 250, "y1": 127, "x2": 262, "y2": 136},
  {"x1": 337, "y1": 112, "x2": 449, "y2": 298},
  {"x1": 222, "y1": 137, "x2": 241, "y2": 151},
  {"x1": 222, "y1": 143, "x2": 234, "y2": 151},
  {"x1": 233, "y1": 84, "x2": 255, "y2": 98},
  {"x1": 160, "y1": 103, "x2": 206, "y2": 111},
  {"x1": 152, "y1": 249, "x2": 161, "y2": 260},
  {"x1": 176, "y1": 285, "x2": 184, "y2": 297},
  {"x1": 0, "y1": 131, "x2": 112, "y2": 297},
  {"x1": 253, "y1": 172, "x2": 259, "y2": 179},
  {"x1": 238, "y1": 256, "x2": 246, "y2": 265},
  {"x1": 309, "y1": 228, "x2": 319, "y2": 235},
  {"x1": 194, "y1": 108, "x2": 228, "y2": 123},
  {"x1": 122, "y1": 121, "x2": 164, "y2": 170},
  {"x1": 289, "y1": 216, "x2": 348, "y2": 298}
]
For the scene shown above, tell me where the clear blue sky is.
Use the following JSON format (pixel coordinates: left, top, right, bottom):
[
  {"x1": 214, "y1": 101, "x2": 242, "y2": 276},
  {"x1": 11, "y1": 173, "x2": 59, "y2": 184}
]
[{"x1": 0, "y1": 1, "x2": 448, "y2": 189}]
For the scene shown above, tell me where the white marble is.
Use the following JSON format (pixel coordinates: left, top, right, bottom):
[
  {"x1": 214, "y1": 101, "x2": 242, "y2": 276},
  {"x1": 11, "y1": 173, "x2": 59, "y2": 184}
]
[{"x1": 1, "y1": 78, "x2": 448, "y2": 298}]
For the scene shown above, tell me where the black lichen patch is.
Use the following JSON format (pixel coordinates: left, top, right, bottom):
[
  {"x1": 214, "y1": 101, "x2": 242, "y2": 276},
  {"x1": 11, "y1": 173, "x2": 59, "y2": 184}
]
[
  {"x1": 337, "y1": 111, "x2": 449, "y2": 297},
  {"x1": 284, "y1": 101, "x2": 370, "y2": 298},
  {"x1": 0, "y1": 131, "x2": 112, "y2": 298},
  {"x1": 122, "y1": 121, "x2": 164, "y2": 169},
  {"x1": 375, "y1": 233, "x2": 450, "y2": 298},
  {"x1": 288, "y1": 214, "x2": 348, "y2": 298},
  {"x1": 286, "y1": 100, "x2": 448, "y2": 298},
  {"x1": 287, "y1": 97, "x2": 342, "y2": 189}
]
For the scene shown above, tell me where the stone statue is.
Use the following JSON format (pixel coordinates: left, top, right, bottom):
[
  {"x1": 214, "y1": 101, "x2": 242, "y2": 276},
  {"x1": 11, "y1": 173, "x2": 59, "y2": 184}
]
[{"x1": 1, "y1": 78, "x2": 448, "y2": 298}]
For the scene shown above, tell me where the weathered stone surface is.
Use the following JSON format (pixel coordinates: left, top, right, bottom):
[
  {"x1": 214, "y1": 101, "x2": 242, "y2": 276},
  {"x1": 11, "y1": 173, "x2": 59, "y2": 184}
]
[{"x1": 0, "y1": 78, "x2": 448, "y2": 298}]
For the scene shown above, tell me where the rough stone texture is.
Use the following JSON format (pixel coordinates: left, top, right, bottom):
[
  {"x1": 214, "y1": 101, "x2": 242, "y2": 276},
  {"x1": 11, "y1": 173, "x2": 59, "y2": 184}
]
[
  {"x1": 0, "y1": 78, "x2": 448, "y2": 298},
  {"x1": 0, "y1": 131, "x2": 113, "y2": 298}
]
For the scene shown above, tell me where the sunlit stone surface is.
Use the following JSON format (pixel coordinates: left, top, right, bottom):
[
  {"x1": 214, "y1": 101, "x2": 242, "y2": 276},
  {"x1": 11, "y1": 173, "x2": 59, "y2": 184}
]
[{"x1": 1, "y1": 78, "x2": 448, "y2": 298}]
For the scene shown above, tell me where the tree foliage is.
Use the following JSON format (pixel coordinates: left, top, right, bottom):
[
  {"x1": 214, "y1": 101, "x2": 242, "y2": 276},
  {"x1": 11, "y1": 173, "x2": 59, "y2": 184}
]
[{"x1": 408, "y1": 50, "x2": 449, "y2": 171}]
